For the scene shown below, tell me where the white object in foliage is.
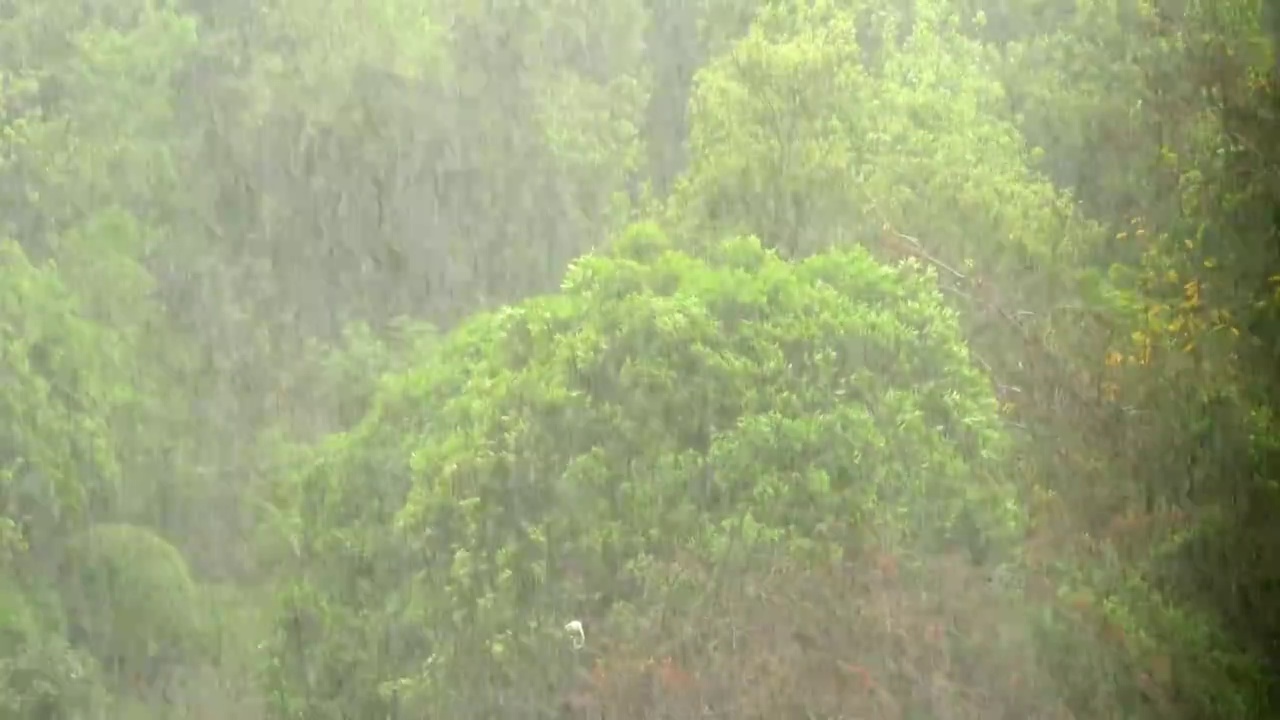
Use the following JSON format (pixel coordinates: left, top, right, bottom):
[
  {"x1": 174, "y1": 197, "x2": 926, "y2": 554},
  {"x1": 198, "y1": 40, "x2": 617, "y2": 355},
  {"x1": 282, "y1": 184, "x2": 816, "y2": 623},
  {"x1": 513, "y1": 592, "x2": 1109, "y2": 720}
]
[{"x1": 564, "y1": 620, "x2": 585, "y2": 650}]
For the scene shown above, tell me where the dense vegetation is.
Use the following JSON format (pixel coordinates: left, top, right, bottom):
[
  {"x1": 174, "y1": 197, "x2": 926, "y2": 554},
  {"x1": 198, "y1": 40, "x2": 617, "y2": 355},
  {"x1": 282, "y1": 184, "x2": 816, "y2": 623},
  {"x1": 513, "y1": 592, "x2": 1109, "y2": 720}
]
[{"x1": 1, "y1": 0, "x2": 1278, "y2": 718}]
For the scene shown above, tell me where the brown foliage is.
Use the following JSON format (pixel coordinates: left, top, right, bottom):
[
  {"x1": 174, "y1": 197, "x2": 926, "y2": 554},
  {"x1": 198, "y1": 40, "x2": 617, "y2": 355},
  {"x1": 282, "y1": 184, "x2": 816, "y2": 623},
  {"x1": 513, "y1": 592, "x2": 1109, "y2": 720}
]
[{"x1": 562, "y1": 550, "x2": 1082, "y2": 720}]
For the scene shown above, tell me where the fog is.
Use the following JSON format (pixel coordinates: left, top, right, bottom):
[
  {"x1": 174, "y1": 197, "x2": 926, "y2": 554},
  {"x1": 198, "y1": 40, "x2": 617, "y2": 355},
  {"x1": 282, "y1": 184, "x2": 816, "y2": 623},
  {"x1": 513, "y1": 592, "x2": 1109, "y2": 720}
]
[{"x1": 1, "y1": 1, "x2": 1278, "y2": 718}]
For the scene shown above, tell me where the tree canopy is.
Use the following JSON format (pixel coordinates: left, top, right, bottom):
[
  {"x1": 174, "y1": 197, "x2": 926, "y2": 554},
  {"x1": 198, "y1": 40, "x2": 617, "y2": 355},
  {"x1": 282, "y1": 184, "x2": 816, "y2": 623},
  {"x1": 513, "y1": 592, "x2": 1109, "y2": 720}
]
[{"x1": 271, "y1": 226, "x2": 1026, "y2": 716}]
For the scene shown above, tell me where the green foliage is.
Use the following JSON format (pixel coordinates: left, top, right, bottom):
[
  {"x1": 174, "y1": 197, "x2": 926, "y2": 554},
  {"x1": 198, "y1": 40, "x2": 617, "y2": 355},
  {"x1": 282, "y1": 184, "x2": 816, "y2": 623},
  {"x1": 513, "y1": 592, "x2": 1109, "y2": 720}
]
[
  {"x1": 0, "y1": 633, "x2": 104, "y2": 720},
  {"x1": 0, "y1": 0, "x2": 199, "y2": 240},
  {"x1": 270, "y1": 225, "x2": 1023, "y2": 717},
  {"x1": 60, "y1": 524, "x2": 207, "y2": 685},
  {"x1": 1026, "y1": 557, "x2": 1269, "y2": 719},
  {"x1": 273, "y1": 317, "x2": 442, "y2": 439},
  {"x1": 0, "y1": 572, "x2": 105, "y2": 719},
  {"x1": 0, "y1": 240, "x2": 129, "y2": 533},
  {"x1": 0, "y1": 0, "x2": 1276, "y2": 716},
  {"x1": 669, "y1": 0, "x2": 1100, "y2": 299}
]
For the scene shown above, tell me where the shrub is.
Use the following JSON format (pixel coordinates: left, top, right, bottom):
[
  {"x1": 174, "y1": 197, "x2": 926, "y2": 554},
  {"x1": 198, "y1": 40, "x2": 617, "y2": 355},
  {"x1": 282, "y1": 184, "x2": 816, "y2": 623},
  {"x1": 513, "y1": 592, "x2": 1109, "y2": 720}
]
[{"x1": 59, "y1": 523, "x2": 206, "y2": 690}]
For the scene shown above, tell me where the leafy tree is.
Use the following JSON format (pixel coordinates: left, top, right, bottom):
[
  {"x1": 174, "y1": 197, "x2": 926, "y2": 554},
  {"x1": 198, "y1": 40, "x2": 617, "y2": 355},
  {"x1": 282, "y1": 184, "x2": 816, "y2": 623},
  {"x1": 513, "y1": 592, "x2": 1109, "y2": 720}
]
[
  {"x1": 59, "y1": 524, "x2": 208, "y2": 691},
  {"x1": 0, "y1": 240, "x2": 133, "y2": 557},
  {"x1": 665, "y1": 0, "x2": 1107, "y2": 520},
  {"x1": 662, "y1": 2, "x2": 1277, "y2": 715},
  {"x1": 984, "y1": 0, "x2": 1280, "y2": 689},
  {"x1": 0, "y1": 241, "x2": 148, "y2": 717},
  {"x1": 265, "y1": 223, "x2": 1024, "y2": 718},
  {"x1": 182, "y1": 0, "x2": 651, "y2": 337}
]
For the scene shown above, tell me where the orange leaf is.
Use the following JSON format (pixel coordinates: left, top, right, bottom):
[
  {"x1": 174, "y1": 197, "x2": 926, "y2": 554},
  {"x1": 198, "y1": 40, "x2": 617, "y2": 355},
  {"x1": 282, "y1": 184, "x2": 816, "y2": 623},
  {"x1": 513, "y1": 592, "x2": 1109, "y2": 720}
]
[
  {"x1": 1101, "y1": 619, "x2": 1128, "y2": 647},
  {"x1": 874, "y1": 552, "x2": 899, "y2": 580},
  {"x1": 656, "y1": 657, "x2": 696, "y2": 694},
  {"x1": 838, "y1": 661, "x2": 878, "y2": 691}
]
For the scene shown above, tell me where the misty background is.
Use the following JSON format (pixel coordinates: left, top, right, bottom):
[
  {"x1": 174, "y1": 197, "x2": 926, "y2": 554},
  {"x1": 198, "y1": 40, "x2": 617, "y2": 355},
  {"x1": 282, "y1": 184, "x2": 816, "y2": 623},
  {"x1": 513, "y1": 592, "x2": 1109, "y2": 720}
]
[{"x1": 2, "y1": 0, "x2": 1280, "y2": 718}]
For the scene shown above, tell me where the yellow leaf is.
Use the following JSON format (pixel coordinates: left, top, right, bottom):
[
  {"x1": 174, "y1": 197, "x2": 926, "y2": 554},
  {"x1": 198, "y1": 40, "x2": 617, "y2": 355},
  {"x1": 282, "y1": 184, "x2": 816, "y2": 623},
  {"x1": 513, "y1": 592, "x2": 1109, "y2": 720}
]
[
  {"x1": 1182, "y1": 340, "x2": 1196, "y2": 353},
  {"x1": 1203, "y1": 258, "x2": 1217, "y2": 269},
  {"x1": 1183, "y1": 280, "x2": 1200, "y2": 307}
]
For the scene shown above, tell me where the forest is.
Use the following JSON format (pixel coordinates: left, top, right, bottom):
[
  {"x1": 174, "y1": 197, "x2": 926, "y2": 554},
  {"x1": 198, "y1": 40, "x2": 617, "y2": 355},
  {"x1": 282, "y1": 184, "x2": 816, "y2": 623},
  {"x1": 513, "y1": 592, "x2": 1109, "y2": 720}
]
[{"x1": 2, "y1": 0, "x2": 1280, "y2": 718}]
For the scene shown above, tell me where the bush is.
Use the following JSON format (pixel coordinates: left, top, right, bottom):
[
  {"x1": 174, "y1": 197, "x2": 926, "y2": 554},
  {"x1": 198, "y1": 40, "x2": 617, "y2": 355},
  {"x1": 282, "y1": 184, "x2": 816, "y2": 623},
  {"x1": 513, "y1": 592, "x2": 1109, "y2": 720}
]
[{"x1": 59, "y1": 523, "x2": 207, "y2": 690}]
